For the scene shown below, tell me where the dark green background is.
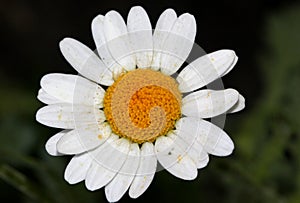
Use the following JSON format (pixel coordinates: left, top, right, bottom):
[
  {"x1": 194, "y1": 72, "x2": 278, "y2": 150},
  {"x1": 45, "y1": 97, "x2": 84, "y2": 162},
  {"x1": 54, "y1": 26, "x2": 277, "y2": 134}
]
[{"x1": 1, "y1": 0, "x2": 300, "y2": 202}]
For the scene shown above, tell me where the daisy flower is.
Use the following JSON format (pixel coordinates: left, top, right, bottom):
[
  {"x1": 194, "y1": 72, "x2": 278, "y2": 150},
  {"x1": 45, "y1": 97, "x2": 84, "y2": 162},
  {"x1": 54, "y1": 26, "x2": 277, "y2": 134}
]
[{"x1": 36, "y1": 6, "x2": 245, "y2": 202}]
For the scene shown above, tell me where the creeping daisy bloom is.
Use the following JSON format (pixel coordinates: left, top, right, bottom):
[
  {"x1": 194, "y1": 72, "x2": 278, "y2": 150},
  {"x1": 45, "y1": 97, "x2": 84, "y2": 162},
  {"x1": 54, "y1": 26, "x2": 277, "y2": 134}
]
[{"x1": 36, "y1": 6, "x2": 245, "y2": 202}]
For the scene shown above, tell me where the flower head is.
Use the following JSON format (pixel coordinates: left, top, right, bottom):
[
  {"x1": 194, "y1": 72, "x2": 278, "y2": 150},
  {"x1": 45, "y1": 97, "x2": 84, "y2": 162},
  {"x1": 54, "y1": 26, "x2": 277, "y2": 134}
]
[{"x1": 36, "y1": 6, "x2": 245, "y2": 202}]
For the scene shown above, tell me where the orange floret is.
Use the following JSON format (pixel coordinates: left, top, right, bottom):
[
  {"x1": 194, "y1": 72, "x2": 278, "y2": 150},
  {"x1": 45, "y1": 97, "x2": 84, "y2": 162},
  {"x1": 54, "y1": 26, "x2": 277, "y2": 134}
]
[{"x1": 103, "y1": 69, "x2": 181, "y2": 144}]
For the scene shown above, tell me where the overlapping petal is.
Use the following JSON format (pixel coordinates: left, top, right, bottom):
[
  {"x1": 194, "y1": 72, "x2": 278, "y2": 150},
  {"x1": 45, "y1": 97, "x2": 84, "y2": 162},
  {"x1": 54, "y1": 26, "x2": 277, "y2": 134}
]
[
  {"x1": 105, "y1": 143, "x2": 140, "y2": 202},
  {"x1": 104, "y1": 11, "x2": 136, "y2": 74},
  {"x1": 59, "y1": 38, "x2": 113, "y2": 86},
  {"x1": 177, "y1": 50, "x2": 238, "y2": 93},
  {"x1": 45, "y1": 130, "x2": 68, "y2": 156},
  {"x1": 41, "y1": 73, "x2": 104, "y2": 107},
  {"x1": 228, "y1": 94, "x2": 245, "y2": 113},
  {"x1": 129, "y1": 142, "x2": 157, "y2": 198},
  {"x1": 159, "y1": 13, "x2": 196, "y2": 75},
  {"x1": 64, "y1": 152, "x2": 93, "y2": 184},
  {"x1": 36, "y1": 104, "x2": 105, "y2": 129},
  {"x1": 85, "y1": 135, "x2": 129, "y2": 191},
  {"x1": 175, "y1": 117, "x2": 234, "y2": 156},
  {"x1": 151, "y1": 9, "x2": 177, "y2": 70},
  {"x1": 37, "y1": 88, "x2": 60, "y2": 105},
  {"x1": 155, "y1": 135, "x2": 198, "y2": 180},
  {"x1": 182, "y1": 89, "x2": 239, "y2": 118},
  {"x1": 127, "y1": 6, "x2": 153, "y2": 69},
  {"x1": 57, "y1": 122, "x2": 111, "y2": 154}
]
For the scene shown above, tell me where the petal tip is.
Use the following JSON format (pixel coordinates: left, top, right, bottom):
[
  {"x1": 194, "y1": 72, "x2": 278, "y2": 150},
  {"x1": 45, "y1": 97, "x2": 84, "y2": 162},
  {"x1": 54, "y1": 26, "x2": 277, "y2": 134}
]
[
  {"x1": 130, "y1": 5, "x2": 145, "y2": 11},
  {"x1": 85, "y1": 180, "x2": 98, "y2": 191},
  {"x1": 35, "y1": 107, "x2": 44, "y2": 124},
  {"x1": 59, "y1": 37, "x2": 71, "y2": 47}
]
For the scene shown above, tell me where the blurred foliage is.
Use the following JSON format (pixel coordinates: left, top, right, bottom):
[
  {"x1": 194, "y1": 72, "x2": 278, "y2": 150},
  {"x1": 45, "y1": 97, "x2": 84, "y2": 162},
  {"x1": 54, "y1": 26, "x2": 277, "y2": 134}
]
[
  {"x1": 1, "y1": 2, "x2": 300, "y2": 203},
  {"x1": 227, "y1": 4, "x2": 300, "y2": 203}
]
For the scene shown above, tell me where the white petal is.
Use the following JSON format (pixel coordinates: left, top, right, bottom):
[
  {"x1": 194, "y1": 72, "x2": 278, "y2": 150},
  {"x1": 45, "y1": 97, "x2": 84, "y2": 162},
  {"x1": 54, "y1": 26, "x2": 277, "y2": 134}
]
[
  {"x1": 59, "y1": 38, "x2": 113, "y2": 86},
  {"x1": 155, "y1": 135, "x2": 197, "y2": 180},
  {"x1": 92, "y1": 14, "x2": 123, "y2": 80},
  {"x1": 208, "y1": 49, "x2": 238, "y2": 77},
  {"x1": 85, "y1": 136, "x2": 130, "y2": 191},
  {"x1": 45, "y1": 130, "x2": 68, "y2": 156},
  {"x1": 104, "y1": 11, "x2": 136, "y2": 74},
  {"x1": 188, "y1": 142, "x2": 209, "y2": 169},
  {"x1": 127, "y1": 6, "x2": 153, "y2": 69},
  {"x1": 37, "y1": 89, "x2": 60, "y2": 104},
  {"x1": 129, "y1": 142, "x2": 157, "y2": 198},
  {"x1": 223, "y1": 53, "x2": 238, "y2": 76},
  {"x1": 188, "y1": 118, "x2": 234, "y2": 156},
  {"x1": 36, "y1": 104, "x2": 104, "y2": 129},
  {"x1": 159, "y1": 13, "x2": 196, "y2": 75},
  {"x1": 174, "y1": 118, "x2": 209, "y2": 169},
  {"x1": 154, "y1": 8, "x2": 177, "y2": 31},
  {"x1": 41, "y1": 74, "x2": 105, "y2": 107},
  {"x1": 105, "y1": 143, "x2": 140, "y2": 202},
  {"x1": 175, "y1": 117, "x2": 234, "y2": 157},
  {"x1": 197, "y1": 150, "x2": 209, "y2": 169},
  {"x1": 57, "y1": 122, "x2": 111, "y2": 154},
  {"x1": 182, "y1": 89, "x2": 239, "y2": 118},
  {"x1": 177, "y1": 50, "x2": 238, "y2": 93},
  {"x1": 57, "y1": 130, "x2": 86, "y2": 154},
  {"x1": 91, "y1": 15, "x2": 106, "y2": 51},
  {"x1": 228, "y1": 94, "x2": 245, "y2": 113},
  {"x1": 64, "y1": 152, "x2": 93, "y2": 184},
  {"x1": 151, "y1": 9, "x2": 177, "y2": 70}
]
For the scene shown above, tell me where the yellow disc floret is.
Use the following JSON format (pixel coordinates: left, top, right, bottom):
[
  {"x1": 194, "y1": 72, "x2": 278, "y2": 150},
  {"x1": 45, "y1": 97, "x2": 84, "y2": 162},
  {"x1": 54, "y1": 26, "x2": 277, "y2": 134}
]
[{"x1": 103, "y1": 69, "x2": 181, "y2": 144}]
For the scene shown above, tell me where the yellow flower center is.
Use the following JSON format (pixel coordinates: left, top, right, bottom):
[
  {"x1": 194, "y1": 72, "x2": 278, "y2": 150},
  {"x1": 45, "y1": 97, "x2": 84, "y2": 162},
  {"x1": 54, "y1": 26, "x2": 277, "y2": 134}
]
[{"x1": 103, "y1": 69, "x2": 181, "y2": 144}]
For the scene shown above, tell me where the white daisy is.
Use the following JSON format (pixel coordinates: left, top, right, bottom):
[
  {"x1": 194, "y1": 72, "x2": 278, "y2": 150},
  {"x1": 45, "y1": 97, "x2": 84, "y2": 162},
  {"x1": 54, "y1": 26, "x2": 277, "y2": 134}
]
[{"x1": 36, "y1": 6, "x2": 245, "y2": 202}]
